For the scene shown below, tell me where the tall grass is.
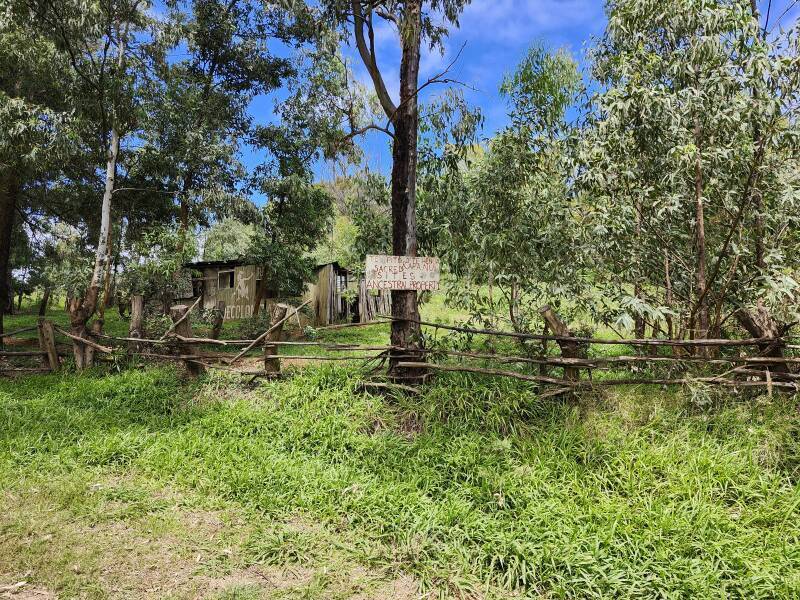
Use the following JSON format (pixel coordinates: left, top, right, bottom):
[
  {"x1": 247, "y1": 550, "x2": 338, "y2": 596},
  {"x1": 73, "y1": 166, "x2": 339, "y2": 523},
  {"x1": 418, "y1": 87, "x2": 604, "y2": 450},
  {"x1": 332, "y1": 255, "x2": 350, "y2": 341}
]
[{"x1": 2, "y1": 365, "x2": 799, "y2": 597}]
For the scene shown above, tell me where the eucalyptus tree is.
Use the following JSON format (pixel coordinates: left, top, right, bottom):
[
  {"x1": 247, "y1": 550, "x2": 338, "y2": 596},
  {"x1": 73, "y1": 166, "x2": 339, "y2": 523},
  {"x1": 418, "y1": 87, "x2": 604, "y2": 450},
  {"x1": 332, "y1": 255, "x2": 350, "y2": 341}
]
[
  {"x1": 420, "y1": 47, "x2": 581, "y2": 333},
  {"x1": 248, "y1": 176, "x2": 334, "y2": 314},
  {"x1": 315, "y1": 0, "x2": 474, "y2": 371},
  {"x1": 18, "y1": 0, "x2": 151, "y2": 367},
  {"x1": 136, "y1": 0, "x2": 314, "y2": 236},
  {"x1": 578, "y1": 0, "x2": 800, "y2": 341},
  {"x1": 0, "y1": 0, "x2": 75, "y2": 342},
  {"x1": 202, "y1": 219, "x2": 257, "y2": 261}
]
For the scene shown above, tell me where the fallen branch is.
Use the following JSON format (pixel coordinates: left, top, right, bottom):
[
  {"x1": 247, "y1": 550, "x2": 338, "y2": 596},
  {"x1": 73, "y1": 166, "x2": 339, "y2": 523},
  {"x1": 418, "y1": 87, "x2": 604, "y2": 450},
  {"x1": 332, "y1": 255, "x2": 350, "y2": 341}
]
[
  {"x1": 228, "y1": 299, "x2": 312, "y2": 365},
  {"x1": 0, "y1": 326, "x2": 38, "y2": 340},
  {"x1": 53, "y1": 326, "x2": 113, "y2": 354},
  {"x1": 96, "y1": 333, "x2": 169, "y2": 345}
]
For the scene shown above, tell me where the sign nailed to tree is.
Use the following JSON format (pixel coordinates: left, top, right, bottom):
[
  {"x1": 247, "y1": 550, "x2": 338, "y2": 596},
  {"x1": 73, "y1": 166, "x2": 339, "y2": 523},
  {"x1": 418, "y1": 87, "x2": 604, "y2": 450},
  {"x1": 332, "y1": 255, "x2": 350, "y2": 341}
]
[{"x1": 365, "y1": 255, "x2": 440, "y2": 291}]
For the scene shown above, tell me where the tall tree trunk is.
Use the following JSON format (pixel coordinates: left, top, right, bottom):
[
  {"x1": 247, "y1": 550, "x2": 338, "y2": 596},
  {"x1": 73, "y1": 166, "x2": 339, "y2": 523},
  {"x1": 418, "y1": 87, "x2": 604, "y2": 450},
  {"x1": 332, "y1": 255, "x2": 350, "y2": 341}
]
[
  {"x1": 749, "y1": 0, "x2": 766, "y2": 271},
  {"x1": 0, "y1": 171, "x2": 18, "y2": 349},
  {"x1": 388, "y1": 0, "x2": 423, "y2": 376},
  {"x1": 68, "y1": 27, "x2": 126, "y2": 369},
  {"x1": 633, "y1": 197, "x2": 646, "y2": 339},
  {"x1": 509, "y1": 280, "x2": 522, "y2": 333},
  {"x1": 664, "y1": 251, "x2": 673, "y2": 340},
  {"x1": 180, "y1": 196, "x2": 189, "y2": 233},
  {"x1": 253, "y1": 268, "x2": 270, "y2": 317},
  {"x1": 176, "y1": 177, "x2": 192, "y2": 253},
  {"x1": 39, "y1": 287, "x2": 51, "y2": 317},
  {"x1": 693, "y1": 118, "x2": 710, "y2": 347},
  {"x1": 94, "y1": 240, "x2": 114, "y2": 337}
]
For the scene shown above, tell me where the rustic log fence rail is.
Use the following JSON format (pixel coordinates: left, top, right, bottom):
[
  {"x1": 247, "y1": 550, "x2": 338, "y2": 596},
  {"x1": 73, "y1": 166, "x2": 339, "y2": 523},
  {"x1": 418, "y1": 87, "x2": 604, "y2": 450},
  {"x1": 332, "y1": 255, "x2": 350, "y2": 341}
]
[
  {"x1": 1, "y1": 309, "x2": 797, "y2": 395},
  {"x1": 0, "y1": 320, "x2": 62, "y2": 375},
  {"x1": 382, "y1": 314, "x2": 797, "y2": 394}
]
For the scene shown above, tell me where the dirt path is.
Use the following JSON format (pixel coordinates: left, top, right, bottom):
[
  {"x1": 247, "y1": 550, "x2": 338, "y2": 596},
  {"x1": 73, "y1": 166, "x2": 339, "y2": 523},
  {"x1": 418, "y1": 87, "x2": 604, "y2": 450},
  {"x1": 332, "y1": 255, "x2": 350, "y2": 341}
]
[{"x1": 0, "y1": 475, "x2": 420, "y2": 599}]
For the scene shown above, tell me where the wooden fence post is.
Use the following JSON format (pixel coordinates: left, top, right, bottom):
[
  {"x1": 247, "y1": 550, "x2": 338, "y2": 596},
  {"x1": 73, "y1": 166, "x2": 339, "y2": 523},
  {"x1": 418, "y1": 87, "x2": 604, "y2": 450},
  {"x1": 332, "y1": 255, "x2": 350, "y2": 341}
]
[
  {"x1": 263, "y1": 344, "x2": 280, "y2": 375},
  {"x1": 37, "y1": 319, "x2": 59, "y2": 372},
  {"x1": 211, "y1": 301, "x2": 226, "y2": 340},
  {"x1": 539, "y1": 305, "x2": 581, "y2": 382},
  {"x1": 129, "y1": 294, "x2": 144, "y2": 353},
  {"x1": 170, "y1": 304, "x2": 204, "y2": 377},
  {"x1": 263, "y1": 303, "x2": 288, "y2": 375}
]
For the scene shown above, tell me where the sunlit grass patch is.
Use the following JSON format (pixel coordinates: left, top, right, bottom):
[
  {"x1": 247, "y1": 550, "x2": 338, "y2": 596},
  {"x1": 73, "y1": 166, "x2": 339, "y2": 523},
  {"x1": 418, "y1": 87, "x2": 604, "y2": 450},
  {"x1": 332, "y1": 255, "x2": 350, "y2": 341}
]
[{"x1": 2, "y1": 364, "x2": 799, "y2": 598}]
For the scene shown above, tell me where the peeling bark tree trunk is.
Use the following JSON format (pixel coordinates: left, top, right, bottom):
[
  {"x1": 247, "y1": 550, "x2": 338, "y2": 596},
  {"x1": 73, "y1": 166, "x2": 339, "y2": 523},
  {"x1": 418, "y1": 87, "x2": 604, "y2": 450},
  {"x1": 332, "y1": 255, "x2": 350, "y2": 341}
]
[
  {"x1": 0, "y1": 171, "x2": 18, "y2": 348},
  {"x1": 388, "y1": 0, "x2": 424, "y2": 376},
  {"x1": 68, "y1": 28, "x2": 126, "y2": 369},
  {"x1": 253, "y1": 270, "x2": 270, "y2": 317},
  {"x1": 749, "y1": 0, "x2": 766, "y2": 271},
  {"x1": 94, "y1": 241, "x2": 114, "y2": 337},
  {"x1": 509, "y1": 280, "x2": 522, "y2": 333},
  {"x1": 692, "y1": 118, "x2": 710, "y2": 350},
  {"x1": 736, "y1": 301, "x2": 789, "y2": 375},
  {"x1": 634, "y1": 197, "x2": 646, "y2": 340},
  {"x1": 539, "y1": 305, "x2": 582, "y2": 382},
  {"x1": 664, "y1": 251, "x2": 674, "y2": 340},
  {"x1": 39, "y1": 288, "x2": 51, "y2": 317}
]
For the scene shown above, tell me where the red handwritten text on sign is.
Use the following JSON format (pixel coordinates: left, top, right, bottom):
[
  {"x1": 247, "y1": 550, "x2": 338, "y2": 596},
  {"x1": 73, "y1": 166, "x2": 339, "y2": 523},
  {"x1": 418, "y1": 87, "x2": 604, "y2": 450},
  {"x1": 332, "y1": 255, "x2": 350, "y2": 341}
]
[{"x1": 365, "y1": 255, "x2": 440, "y2": 291}]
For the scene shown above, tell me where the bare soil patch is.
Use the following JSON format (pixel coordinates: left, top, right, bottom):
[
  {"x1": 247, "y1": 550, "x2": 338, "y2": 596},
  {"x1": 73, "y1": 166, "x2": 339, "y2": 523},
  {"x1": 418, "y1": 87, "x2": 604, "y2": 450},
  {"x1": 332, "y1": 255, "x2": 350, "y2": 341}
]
[{"x1": 0, "y1": 476, "x2": 422, "y2": 599}]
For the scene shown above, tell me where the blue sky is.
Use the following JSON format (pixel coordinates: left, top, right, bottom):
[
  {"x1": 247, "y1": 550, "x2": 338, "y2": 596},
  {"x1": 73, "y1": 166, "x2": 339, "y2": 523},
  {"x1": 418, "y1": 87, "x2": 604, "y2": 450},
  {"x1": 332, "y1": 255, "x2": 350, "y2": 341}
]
[{"x1": 240, "y1": 0, "x2": 799, "y2": 186}]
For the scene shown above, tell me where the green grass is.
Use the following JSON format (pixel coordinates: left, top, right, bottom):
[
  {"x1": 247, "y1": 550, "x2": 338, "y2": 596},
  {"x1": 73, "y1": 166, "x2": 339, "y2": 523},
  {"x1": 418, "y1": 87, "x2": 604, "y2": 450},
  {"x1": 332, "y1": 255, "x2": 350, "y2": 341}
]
[
  {"x1": 2, "y1": 362, "x2": 799, "y2": 598},
  {"x1": 3, "y1": 293, "x2": 800, "y2": 597},
  {"x1": 2, "y1": 297, "x2": 131, "y2": 339}
]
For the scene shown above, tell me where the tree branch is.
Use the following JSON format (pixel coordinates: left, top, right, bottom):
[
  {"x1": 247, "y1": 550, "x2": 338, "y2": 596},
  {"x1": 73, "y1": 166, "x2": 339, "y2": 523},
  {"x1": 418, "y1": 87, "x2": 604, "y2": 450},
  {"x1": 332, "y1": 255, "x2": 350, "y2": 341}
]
[
  {"x1": 350, "y1": 0, "x2": 397, "y2": 120},
  {"x1": 385, "y1": 41, "x2": 471, "y2": 127}
]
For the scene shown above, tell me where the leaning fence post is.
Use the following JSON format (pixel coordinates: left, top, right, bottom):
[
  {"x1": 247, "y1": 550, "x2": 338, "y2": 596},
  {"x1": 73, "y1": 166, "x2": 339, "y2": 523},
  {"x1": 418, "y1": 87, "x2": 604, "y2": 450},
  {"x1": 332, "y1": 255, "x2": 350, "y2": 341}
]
[
  {"x1": 539, "y1": 305, "x2": 581, "y2": 383},
  {"x1": 37, "y1": 319, "x2": 60, "y2": 372},
  {"x1": 170, "y1": 304, "x2": 204, "y2": 377}
]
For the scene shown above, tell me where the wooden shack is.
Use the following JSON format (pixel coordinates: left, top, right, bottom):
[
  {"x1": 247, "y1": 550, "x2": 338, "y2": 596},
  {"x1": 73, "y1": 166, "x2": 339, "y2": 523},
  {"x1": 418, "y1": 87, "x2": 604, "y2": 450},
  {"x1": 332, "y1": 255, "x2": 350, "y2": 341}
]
[
  {"x1": 304, "y1": 262, "x2": 351, "y2": 326},
  {"x1": 303, "y1": 262, "x2": 392, "y2": 326},
  {"x1": 186, "y1": 260, "x2": 391, "y2": 326},
  {"x1": 186, "y1": 260, "x2": 267, "y2": 321}
]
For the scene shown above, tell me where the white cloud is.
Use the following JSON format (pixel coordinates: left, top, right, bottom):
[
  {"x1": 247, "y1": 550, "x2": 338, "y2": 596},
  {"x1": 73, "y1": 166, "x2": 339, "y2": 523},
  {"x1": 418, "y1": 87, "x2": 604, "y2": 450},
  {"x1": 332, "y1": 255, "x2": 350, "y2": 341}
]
[
  {"x1": 419, "y1": 47, "x2": 448, "y2": 77},
  {"x1": 457, "y1": 0, "x2": 604, "y2": 46}
]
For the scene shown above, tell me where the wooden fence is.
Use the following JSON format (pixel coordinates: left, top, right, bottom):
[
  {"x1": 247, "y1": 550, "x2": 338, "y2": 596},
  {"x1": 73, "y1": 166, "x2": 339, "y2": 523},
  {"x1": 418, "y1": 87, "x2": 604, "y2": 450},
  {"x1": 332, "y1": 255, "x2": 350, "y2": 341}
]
[
  {"x1": 1, "y1": 306, "x2": 797, "y2": 396},
  {"x1": 0, "y1": 321, "x2": 62, "y2": 374},
  {"x1": 386, "y1": 311, "x2": 798, "y2": 394}
]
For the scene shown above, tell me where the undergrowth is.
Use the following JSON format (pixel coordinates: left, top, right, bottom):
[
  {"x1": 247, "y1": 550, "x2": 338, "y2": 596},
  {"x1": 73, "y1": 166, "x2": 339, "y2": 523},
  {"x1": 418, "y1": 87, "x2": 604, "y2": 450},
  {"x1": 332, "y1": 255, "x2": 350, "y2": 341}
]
[{"x1": 2, "y1": 364, "x2": 799, "y2": 598}]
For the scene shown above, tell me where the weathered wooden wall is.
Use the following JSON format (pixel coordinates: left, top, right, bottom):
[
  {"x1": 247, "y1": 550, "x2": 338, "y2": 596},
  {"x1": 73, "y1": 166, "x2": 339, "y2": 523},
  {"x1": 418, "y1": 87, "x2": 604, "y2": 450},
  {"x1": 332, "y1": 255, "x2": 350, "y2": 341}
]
[
  {"x1": 201, "y1": 265, "x2": 261, "y2": 321},
  {"x1": 359, "y1": 280, "x2": 391, "y2": 323}
]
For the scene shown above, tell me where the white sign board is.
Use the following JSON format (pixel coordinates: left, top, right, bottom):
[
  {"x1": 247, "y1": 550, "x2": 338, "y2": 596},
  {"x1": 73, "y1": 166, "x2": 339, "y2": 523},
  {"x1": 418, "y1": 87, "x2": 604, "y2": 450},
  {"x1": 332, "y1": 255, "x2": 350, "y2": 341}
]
[{"x1": 365, "y1": 255, "x2": 440, "y2": 291}]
